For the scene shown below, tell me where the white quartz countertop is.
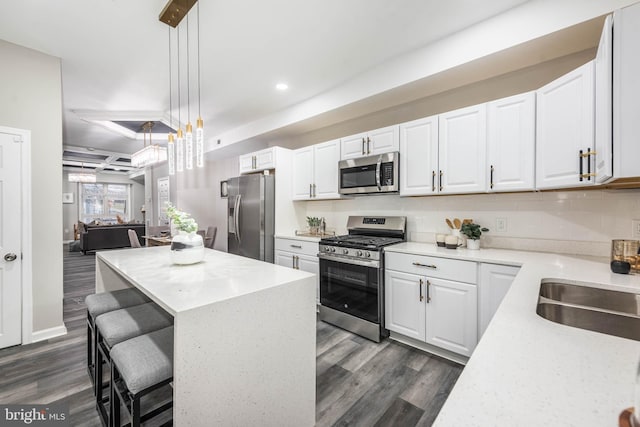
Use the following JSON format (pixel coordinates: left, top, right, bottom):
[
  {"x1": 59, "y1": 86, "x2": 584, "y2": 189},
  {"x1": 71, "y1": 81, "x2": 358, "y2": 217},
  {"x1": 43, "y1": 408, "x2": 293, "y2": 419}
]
[
  {"x1": 97, "y1": 247, "x2": 315, "y2": 316},
  {"x1": 385, "y1": 243, "x2": 640, "y2": 427}
]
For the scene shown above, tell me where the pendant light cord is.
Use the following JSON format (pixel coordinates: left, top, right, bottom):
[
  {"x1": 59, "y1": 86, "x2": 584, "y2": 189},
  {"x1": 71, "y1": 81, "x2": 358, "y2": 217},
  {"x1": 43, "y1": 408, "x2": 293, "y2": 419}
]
[
  {"x1": 186, "y1": 15, "x2": 191, "y2": 122},
  {"x1": 177, "y1": 25, "x2": 181, "y2": 128},
  {"x1": 168, "y1": 27, "x2": 173, "y2": 131},
  {"x1": 197, "y1": 1, "x2": 201, "y2": 117}
]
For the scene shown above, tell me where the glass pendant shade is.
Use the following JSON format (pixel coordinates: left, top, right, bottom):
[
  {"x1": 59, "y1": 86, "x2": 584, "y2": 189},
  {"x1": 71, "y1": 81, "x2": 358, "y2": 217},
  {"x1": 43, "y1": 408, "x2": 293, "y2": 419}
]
[
  {"x1": 168, "y1": 133, "x2": 176, "y2": 175},
  {"x1": 68, "y1": 172, "x2": 96, "y2": 183},
  {"x1": 196, "y1": 117, "x2": 204, "y2": 168},
  {"x1": 185, "y1": 122, "x2": 193, "y2": 170},
  {"x1": 131, "y1": 144, "x2": 168, "y2": 168},
  {"x1": 176, "y1": 128, "x2": 184, "y2": 172}
]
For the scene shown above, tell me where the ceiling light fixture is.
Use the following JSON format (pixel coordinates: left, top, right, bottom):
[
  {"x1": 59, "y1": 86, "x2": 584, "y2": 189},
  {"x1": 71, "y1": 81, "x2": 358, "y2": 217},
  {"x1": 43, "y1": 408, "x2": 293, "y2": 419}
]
[
  {"x1": 276, "y1": 83, "x2": 289, "y2": 91},
  {"x1": 68, "y1": 163, "x2": 97, "y2": 183},
  {"x1": 131, "y1": 121, "x2": 168, "y2": 168},
  {"x1": 161, "y1": 0, "x2": 204, "y2": 173}
]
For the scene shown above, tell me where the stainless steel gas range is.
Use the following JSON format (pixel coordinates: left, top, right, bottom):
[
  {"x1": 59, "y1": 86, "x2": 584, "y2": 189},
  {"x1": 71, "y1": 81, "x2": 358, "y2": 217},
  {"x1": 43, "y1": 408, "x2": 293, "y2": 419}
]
[{"x1": 318, "y1": 216, "x2": 406, "y2": 342}]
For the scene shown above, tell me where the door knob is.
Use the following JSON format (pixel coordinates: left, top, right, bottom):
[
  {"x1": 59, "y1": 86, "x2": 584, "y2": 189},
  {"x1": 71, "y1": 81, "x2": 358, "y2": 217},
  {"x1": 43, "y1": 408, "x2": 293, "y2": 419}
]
[{"x1": 4, "y1": 253, "x2": 17, "y2": 262}]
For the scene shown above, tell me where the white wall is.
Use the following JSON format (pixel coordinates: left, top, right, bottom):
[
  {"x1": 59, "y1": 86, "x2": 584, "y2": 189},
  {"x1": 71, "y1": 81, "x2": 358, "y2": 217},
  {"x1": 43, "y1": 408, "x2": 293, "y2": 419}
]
[{"x1": 0, "y1": 39, "x2": 63, "y2": 334}]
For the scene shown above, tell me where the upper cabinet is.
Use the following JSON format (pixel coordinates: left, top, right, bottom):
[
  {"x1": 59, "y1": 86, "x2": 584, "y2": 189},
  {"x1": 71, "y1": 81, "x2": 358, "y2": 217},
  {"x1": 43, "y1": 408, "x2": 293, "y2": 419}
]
[
  {"x1": 239, "y1": 147, "x2": 278, "y2": 174},
  {"x1": 536, "y1": 61, "x2": 595, "y2": 189},
  {"x1": 438, "y1": 104, "x2": 487, "y2": 194},
  {"x1": 595, "y1": 15, "x2": 613, "y2": 183},
  {"x1": 613, "y1": 3, "x2": 640, "y2": 181},
  {"x1": 292, "y1": 139, "x2": 341, "y2": 200},
  {"x1": 487, "y1": 92, "x2": 536, "y2": 192},
  {"x1": 341, "y1": 125, "x2": 399, "y2": 160},
  {"x1": 400, "y1": 115, "x2": 439, "y2": 196}
]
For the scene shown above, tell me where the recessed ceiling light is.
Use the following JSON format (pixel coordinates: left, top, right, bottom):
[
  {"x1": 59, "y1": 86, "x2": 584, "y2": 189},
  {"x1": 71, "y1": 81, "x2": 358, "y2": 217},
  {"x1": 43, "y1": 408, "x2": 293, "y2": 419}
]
[{"x1": 275, "y1": 83, "x2": 289, "y2": 91}]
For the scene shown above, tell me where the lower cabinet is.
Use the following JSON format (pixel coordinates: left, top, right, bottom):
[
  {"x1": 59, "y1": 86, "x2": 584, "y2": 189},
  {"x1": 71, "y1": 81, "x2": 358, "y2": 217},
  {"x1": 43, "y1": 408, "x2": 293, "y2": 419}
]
[
  {"x1": 385, "y1": 268, "x2": 478, "y2": 357},
  {"x1": 478, "y1": 263, "x2": 520, "y2": 338},
  {"x1": 274, "y1": 238, "x2": 320, "y2": 303}
]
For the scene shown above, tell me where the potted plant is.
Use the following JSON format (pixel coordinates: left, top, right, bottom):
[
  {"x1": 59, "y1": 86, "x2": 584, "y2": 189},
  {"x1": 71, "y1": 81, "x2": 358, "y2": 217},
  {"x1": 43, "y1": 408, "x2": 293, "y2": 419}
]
[
  {"x1": 306, "y1": 216, "x2": 322, "y2": 235},
  {"x1": 460, "y1": 223, "x2": 489, "y2": 250},
  {"x1": 166, "y1": 203, "x2": 204, "y2": 264}
]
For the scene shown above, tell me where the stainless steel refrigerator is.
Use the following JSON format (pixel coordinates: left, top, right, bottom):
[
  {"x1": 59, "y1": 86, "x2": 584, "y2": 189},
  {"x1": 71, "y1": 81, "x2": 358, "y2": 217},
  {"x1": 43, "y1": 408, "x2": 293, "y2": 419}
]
[{"x1": 227, "y1": 174, "x2": 275, "y2": 262}]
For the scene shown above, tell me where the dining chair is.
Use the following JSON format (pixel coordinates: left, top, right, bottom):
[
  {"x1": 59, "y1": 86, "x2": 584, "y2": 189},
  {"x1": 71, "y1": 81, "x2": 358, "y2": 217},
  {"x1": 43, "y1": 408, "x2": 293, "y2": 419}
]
[
  {"x1": 205, "y1": 226, "x2": 217, "y2": 249},
  {"x1": 197, "y1": 230, "x2": 206, "y2": 240},
  {"x1": 128, "y1": 229, "x2": 142, "y2": 248}
]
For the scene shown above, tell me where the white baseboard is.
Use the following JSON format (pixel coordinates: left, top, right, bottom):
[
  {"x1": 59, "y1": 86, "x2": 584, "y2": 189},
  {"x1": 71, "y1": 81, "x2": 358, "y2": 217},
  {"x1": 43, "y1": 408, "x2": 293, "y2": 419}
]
[{"x1": 30, "y1": 325, "x2": 68, "y2": 343}]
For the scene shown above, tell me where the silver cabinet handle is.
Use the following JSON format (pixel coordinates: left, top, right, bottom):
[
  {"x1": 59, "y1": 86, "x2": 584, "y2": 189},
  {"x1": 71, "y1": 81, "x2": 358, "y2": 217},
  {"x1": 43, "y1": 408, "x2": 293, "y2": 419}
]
[
  {"x1": 290, "y1": 244, "x2": 302, "y2": 249},
  {"x1": 362, "y1": 138, "x2": 366, "y2": 155},
  {"x1": 426, "y1": 280, "x2": 432, "y2": 303},
  {"x1": 490, "y1": 165, "x2": 494, "y2": 189},
  {"x1": 309, "y1": 183, "x2": 312, "y2": 198},
  {"x1": 431, "y1": 171, "x2": 435, "y2": 192},
  {"x1": 295, "y1": 255, "x2": 299, "y2": 269},
  {"x1": 412, "y1": 262, "x2": 437, "y2": 269},
  {"x1": 419, "y1": 278, "x2": 424, "y2": 302},
  {"x1": 4, "y1": 253, "x2": 17, "y2": 262},
  {"x1": 367, "y1": 137, "x2": 371, "y2": 154},
  {"x1": 312, "y1": 183, "x2": 316, "y2": 198},
  {"x1": 439, "y1": 170, "x2": 443, "y2": 191}
]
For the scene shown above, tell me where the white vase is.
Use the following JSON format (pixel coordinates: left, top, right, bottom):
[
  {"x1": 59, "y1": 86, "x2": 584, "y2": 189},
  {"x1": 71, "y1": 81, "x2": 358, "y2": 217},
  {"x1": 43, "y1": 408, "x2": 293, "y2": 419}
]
[
  {"x1": 466, "y1": 239, "x2": 480, "y2": 250},
  {"x1": 170, "y1": 232, "x2": 204, "y2": 265}
]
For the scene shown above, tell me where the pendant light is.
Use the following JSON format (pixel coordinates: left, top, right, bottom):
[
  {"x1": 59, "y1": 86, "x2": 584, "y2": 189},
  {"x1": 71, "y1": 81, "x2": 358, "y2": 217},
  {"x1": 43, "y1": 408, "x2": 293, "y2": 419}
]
[
  {"x1": 195, "y1": 2, "x2": 204, "y2": 168},
  {"x1": 68, "y1": 162, "x2": 97, "y2": 183},
  {"x1": 131, "y1": 121, "x2": 168, "y2": 168},
  {"x1": 167, "y1": 28, "x2": 175, "y2": 176},
  {"x1": 185, "y1": 14, "x2": 194, "y2": 170},
  {"x1": 176, "y1": 25, "x2": 184, "y2": 173}
]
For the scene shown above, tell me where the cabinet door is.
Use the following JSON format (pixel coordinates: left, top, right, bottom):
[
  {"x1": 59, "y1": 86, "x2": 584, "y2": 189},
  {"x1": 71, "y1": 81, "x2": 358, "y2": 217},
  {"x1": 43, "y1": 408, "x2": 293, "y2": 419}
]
[
  {"x1": 340, "y1": 132, "x2": 368, "y2": 160},
  {"x1": 487, "y1": 92, "x2": 536, "y2": 192},
  {"x1": 313, "y1": 139, "x2": 341, "y2": 199},
  {"x1": 438, "y1": 104, "x2": 487, "y2": 194},
  {"x1": 425, "y1": 277, "x2": 477, "y2": 357},
  {"x1": 255, "y1": 148, "x2": 276, "y2": 170},
  {"x1": 274, "y1": 250, "x2": 295, "y2": 269},
  {"x1": 400, "y1": 116, "x2": 439, "y2": 196},
  {"x1": 536, "y1": 61, "x2": 595, "y2": 189},
  {"x1": 292, "y1": 147, "x2": 314, "y2": 200},
  {"x1": 595, "y1": 15, "x2": 613, "y2": 183},
  {"x1": 296, "y1": 254, "x2": 320, "y2": 303},
  {"x1": 239, "y1": 154, "x2": 255, "y2": 174},
  {"x1": 478, "y1": 264, "x2": 519, "y2": 338},
  {"x1": 385, "y1": 270, "x2": 426, "y2": 341},
  {"x1": 368, "y1": 125, "x2": 399, "y2": 156}
]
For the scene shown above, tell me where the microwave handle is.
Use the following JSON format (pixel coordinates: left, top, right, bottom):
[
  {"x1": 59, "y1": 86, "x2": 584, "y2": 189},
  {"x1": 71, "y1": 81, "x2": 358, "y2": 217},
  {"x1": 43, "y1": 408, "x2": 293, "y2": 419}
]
[{"x1": 375, "y1": 155, "x2": 382, "y2": 191}]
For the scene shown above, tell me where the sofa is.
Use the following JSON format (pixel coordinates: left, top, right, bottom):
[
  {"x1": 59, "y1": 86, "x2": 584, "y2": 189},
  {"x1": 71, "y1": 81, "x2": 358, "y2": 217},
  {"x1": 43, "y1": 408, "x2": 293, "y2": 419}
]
[{"x1": 80, "y1": 224, "x2": 145, "y2": 254}]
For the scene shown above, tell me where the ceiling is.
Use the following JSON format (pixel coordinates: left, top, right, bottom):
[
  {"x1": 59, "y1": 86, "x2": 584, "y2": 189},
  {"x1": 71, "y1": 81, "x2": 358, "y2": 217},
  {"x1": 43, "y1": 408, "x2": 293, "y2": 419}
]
[{"x1": 0, "y1": 0, "x2": 534, "y2": 166}]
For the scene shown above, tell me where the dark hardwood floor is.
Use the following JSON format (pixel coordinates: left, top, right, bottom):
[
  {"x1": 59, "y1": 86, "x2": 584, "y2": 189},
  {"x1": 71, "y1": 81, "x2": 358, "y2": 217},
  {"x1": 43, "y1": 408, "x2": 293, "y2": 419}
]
[{"x1": 0, "y1": 247, "x2": 462, "y2": 426}]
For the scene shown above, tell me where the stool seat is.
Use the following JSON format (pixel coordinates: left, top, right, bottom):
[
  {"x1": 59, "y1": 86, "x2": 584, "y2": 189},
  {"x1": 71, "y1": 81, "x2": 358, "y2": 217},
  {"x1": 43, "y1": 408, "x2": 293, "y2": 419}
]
[
  {"x1": 111, "y1": 326, "x2": 174, "y2": 395},
  {"x1": 86, "y1": 288, "x2": 150, "y2": 319},
  {"x1": 95, "y1": 302, "x2": 173, "y2": 348}
]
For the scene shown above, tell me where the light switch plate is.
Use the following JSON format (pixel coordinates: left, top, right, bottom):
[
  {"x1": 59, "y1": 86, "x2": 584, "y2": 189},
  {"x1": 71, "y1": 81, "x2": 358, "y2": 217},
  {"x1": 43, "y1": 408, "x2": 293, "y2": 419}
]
[{"x1": 632, "y1": 220, "x2": 640, "y2": 238}]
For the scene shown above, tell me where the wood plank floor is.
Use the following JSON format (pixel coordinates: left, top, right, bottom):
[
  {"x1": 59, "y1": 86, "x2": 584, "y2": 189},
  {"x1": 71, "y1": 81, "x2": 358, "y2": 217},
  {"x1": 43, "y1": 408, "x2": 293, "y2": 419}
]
[{"x1": 0, "y1": 248, "x2": 462, "y2": 426}]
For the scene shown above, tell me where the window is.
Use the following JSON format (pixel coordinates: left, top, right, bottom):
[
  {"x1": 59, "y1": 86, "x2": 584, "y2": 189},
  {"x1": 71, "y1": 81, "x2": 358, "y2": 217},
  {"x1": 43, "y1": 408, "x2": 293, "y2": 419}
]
[{"x1": 79, "y1": 183, "x2": 130, "y2": 224}]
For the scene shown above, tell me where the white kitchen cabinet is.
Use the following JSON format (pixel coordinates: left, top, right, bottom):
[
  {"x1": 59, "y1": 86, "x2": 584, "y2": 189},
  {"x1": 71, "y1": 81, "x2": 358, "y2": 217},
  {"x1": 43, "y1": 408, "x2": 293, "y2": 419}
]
[
  {"x1": 424, "y1": 277, "x2": 477, "y2": 357},
  {"x1": 239, "y1": 147, "x2": 278, "y2": 174},
  {"x1": 399, "y1": 115, "x2": 439, "y2": 196},
  {"x1": 536, "y1": 61, "x2": 595, "y2": 189},
  {"x1": 274, "y1": 237, "x2": 320, "y2": 302},
  {"x1": 292, "y1": 139, "x2": 341, "y2": 200},
  {"x1": 595, "y1": 15, "x2": 613, "y2": 183},
  {"x1": 340, "y1": 125, "x2": 399, "y2": 160},
  {"x1": 613, "y1": 3, "x2": 640, "y2": 181},
  {"x1": 487, "y1": 92, "x2": 536, "y2": 192},
  {"x1": 385, "y1": 252, "x2": 478, "y2": 357},
  {"x1": 438, "y1": 104, "x2": 487, "y2": 194},
  {"x1": 478, "y1": 263, "x2": 520, "y2": 338}
]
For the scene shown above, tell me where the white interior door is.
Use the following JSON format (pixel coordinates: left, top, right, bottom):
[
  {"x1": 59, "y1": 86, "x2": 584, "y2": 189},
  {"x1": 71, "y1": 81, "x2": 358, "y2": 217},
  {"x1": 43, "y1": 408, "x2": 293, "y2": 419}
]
[{"x1": 0, "y1": 130, "x2": 23, "y2": 349}]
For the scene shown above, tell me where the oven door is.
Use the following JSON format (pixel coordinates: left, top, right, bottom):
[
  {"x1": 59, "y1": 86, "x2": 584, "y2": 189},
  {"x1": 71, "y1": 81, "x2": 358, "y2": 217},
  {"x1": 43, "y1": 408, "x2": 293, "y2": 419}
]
[{"x1": 319, "y1": 256, "x2": 380, "y2": 323}]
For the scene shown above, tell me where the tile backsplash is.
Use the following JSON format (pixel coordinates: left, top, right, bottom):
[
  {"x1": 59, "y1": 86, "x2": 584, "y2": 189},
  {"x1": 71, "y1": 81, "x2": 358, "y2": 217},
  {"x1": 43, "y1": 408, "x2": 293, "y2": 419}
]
[{"x1": 302, "y1": 189, "x2": 640, "y2": 257}]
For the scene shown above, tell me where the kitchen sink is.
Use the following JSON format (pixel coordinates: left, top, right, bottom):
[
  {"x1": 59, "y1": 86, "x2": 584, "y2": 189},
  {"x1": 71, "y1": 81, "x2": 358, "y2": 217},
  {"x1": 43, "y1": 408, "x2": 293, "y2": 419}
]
[{"x1": 536, "y1": 281, "x2": 640, "y2": 341}]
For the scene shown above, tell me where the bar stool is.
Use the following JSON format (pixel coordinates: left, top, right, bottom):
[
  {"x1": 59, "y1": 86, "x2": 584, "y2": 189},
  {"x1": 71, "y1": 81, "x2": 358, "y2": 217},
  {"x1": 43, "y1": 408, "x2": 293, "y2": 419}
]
[
  {"x1": 94, "y1": 302, "x2": 173, "y2": 425},
  {"x1": 110, "y1": 326, "x2": 174, "y2": 427},
  {"x1": 85, "y1": 289, "x2": 150, "y2": 386}
]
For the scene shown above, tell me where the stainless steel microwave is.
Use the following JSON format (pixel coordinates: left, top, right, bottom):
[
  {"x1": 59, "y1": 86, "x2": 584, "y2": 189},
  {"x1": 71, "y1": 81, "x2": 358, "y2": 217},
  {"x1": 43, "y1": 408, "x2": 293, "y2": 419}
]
[{"x1": 339, "y1": 152, "x2": 399, "y2": 195}]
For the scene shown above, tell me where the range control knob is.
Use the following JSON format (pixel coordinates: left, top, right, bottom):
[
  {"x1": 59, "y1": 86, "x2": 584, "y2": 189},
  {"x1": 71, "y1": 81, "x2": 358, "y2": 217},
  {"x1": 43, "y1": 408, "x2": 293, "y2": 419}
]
[
  {"x1": 365, "y1": 251, "x2": 371, "y2": 258},
  {"x1": 324, "y1": 247, "x2": 330, "y2": 252},
  {"x1": 330, "y1": 247, "x2": 336, "y2": 253},
  {"x1": 356, "y1": 250, "x2": 363, "y2": 257},
  {"x1": 342, "y1": 249, "x2": 349, "y2": 255}
]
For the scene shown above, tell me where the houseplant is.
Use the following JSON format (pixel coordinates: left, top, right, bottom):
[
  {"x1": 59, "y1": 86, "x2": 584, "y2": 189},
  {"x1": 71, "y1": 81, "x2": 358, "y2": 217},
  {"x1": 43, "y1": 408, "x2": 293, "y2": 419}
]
[
  {"x1": 306, "y1": 216, "x2": 322, "y2": 235},
  {"x1": 460, "y1": 223, "x2": 489, "y2": 250},
  {"x1": 166, "y1": 203, "x2": 204, "y2": 264}
]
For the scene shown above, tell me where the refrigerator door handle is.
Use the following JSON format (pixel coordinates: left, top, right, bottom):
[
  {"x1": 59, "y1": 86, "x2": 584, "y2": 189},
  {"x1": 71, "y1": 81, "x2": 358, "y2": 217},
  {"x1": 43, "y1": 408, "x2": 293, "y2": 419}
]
[{"x1": 234, "y1": 194, "x2": 241, "y2": 244}]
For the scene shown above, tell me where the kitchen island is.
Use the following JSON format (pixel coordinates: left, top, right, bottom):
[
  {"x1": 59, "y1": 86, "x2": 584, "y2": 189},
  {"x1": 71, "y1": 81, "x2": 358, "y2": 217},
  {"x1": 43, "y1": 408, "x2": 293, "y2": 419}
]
[
  {"x1": 96, "y1": 246, "x2": 316, "y2": 426},
  {"x1": 385, "y1": 243, "x2": 640, "y2": 427}
]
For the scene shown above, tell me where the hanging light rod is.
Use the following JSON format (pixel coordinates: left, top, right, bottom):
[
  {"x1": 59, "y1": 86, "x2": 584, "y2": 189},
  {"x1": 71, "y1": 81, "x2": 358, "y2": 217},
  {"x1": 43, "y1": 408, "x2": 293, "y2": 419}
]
[{"x1": 159, "y1": 0, "x2": 198, "y2": 28}]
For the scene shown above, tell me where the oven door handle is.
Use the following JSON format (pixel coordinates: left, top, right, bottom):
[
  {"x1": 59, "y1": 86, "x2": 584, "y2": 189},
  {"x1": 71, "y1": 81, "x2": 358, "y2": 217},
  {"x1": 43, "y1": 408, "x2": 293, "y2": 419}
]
[{"x1": 317, "y1": 253, "x2": 380, "y2": 268}]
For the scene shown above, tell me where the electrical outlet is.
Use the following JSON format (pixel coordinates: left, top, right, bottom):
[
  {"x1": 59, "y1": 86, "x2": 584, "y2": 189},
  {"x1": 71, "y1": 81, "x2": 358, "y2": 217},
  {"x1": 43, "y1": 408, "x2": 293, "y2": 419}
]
[
  {"x1": 496, "y1": 218, "x2": 507, "y2": 232},
  {"x1": 632, "y1": 220, "x2": 640, "y2": 238}
]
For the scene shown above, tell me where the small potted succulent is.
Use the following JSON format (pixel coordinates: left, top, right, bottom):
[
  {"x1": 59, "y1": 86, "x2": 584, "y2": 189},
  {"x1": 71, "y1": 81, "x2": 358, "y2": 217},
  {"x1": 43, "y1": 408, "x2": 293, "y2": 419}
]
[
  {"x1": 460, "y1": 223, "x2": 489, "y2": 250},
  {"x1": 306, "y1": 216, "x2": 322, "y2": 235}
]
